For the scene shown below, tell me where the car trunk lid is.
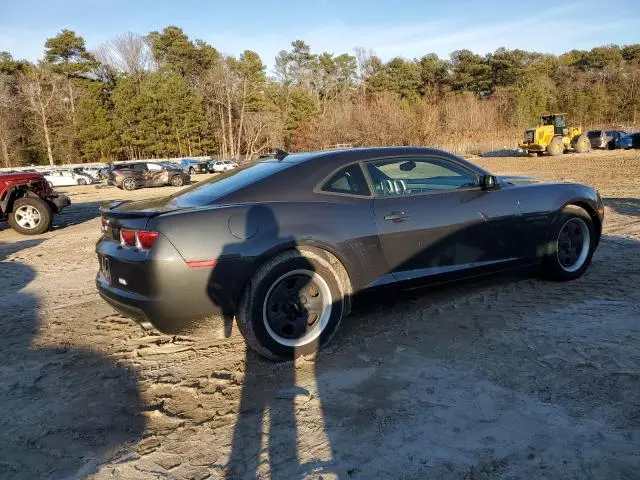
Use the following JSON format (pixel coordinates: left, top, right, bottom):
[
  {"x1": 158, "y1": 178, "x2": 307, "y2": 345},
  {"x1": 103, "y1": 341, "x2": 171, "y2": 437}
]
[{"x1": 100, "y1": 198, "x2": 185, "y2": 240}]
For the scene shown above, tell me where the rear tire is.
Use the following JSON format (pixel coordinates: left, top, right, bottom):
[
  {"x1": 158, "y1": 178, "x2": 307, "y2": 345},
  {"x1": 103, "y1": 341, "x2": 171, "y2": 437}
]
[
  {"x1": 573, "y1": 134, "x2": 591, "y2": 154},
  {"x1": 236, "y1": 249, "x2": 349, "y2": 361},
  {"x1": 541, "y1": 205, "x2": 596, "y2": 281},
  {"x1": 547, "y1": 137, "x2": 564, "y2": 156},
  {"x1": 8, "y1": 197, "x2": 53, "y2": 235},
  {"x1": 170, "y1": 175, "x2": 185, "y2": 187},
  {"x1": 189, "y1": 167, "x2": 195, "y2": 175},
  {"x1": 77, "y1": 178, "x2": 87, "y2": 185},
  {"x1": 122, "y1": 177, "x2": 137, "y2": 191}
]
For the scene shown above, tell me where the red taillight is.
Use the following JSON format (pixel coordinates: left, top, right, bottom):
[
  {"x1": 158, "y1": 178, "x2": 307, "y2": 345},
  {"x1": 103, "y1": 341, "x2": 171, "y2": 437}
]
[
  {"x1": 137, "y1": 231, "x2": 159, "y2": 250},
  {"x1": 120, "y1": 229, "x2": 136, "y2": 247},
  {"x1": 119, "y1": 229, "x2": 158, "y2": 250}
]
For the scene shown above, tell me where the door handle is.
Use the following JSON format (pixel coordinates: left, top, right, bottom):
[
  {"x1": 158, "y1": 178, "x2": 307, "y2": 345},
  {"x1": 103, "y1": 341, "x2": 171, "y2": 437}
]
[{"x1": 384, "y1": 211, "x2": 409, "y2": 222}]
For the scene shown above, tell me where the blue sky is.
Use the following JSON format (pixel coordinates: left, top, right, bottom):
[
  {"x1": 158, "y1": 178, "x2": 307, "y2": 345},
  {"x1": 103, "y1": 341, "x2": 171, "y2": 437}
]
[{"x1": 1, "y1": 0, "x2": 639, "y2": 72}]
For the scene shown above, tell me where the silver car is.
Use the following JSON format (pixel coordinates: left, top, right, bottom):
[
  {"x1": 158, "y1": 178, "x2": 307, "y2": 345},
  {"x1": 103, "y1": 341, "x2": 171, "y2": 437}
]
[{"x1": 587, "y1": 129, "x2": 626, "y2": 149}]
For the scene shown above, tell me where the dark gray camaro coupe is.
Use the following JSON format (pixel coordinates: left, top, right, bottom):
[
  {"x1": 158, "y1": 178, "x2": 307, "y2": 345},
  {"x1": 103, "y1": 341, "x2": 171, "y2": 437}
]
[{"x1": 96, "y1": 147, "x2": 604, "y2": 360}]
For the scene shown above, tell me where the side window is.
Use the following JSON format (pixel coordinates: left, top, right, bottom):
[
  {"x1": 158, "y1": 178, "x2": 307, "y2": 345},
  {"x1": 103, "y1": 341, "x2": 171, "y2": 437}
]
[
  {"x1": 365, "y1": 157, "x2": 479, "y2": 197},
  {"x1": 133, "y1": 163, "x2": 147, "y2": 172},
  {"x1": 321, "y1": 164, "x2": 371, "y2": 197},
  {"x1": 147, "y1": 163, "x2": 162, "y2": 171}
]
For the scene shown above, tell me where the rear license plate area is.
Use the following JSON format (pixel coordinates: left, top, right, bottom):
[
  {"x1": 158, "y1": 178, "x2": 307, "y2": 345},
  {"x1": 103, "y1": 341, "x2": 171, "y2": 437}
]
[{"x1": 101, "y1": 255, "x2": 111, "y2": 284}]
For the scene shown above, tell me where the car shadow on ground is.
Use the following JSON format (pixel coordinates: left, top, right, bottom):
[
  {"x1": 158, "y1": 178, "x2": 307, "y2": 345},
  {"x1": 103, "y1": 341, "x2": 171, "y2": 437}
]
[
  {"x1": 50, "y1": 200, "x2": 103, "y2": 230},
  {"x1": 0, "y1": 240, "x2": 145, "y2": 479},
  {"x1": 604, "y1": 197, "x2": 640, "y2": 217}
]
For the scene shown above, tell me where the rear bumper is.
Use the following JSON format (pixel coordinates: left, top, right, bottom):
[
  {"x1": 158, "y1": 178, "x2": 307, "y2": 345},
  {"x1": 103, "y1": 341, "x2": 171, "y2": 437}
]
[
  {"x1": 96, "y1": 270, "x2": 228, "y2": 335},
  {"x1": 95, "y1": 235, "x2": 230, "y2": 335}
]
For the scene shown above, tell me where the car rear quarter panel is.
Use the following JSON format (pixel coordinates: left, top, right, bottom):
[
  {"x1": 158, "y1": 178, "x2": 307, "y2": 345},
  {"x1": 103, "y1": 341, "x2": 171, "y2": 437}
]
[{"x1": 148, "y1": 198, "x2": 383, "y2": 311}]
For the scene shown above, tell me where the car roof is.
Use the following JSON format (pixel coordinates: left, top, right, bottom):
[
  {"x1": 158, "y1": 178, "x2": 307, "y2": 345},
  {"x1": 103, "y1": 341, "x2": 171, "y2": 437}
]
[{"x1": 261, "y1": 146, "x2": 481, "y2": 168}]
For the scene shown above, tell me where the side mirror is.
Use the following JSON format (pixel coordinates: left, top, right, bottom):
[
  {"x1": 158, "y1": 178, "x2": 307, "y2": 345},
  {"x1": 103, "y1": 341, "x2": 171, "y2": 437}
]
[{"x1": 481, "y1": 174, "x2": 499, "y2": 190}]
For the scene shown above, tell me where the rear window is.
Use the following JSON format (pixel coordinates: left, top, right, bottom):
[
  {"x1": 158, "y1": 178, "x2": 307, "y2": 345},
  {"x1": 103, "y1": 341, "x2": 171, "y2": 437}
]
[
  {"x1": 165, "y1": 162, "x2": 289, "y2": 207},
  {"x1": 321, "y1": 164, "x2": 370, "y2": 196}
]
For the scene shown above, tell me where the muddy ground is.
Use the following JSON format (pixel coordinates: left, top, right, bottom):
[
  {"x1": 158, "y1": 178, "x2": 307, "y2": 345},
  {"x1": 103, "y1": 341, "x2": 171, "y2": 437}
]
[{"x1": 1, "y1": 149, "x2": 639, "y2": 479}]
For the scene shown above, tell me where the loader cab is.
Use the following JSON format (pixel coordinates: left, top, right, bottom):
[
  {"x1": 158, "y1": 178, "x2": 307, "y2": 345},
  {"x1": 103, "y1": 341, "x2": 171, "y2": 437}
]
[{"x1": 541, "y1": 114, "x2": 567, "y2": 135}]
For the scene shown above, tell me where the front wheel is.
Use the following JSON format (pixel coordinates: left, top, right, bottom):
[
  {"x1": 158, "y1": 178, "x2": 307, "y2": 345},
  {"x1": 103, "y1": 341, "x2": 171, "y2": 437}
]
[
  {"x1": 542, "y1": 205, "x2": 596, "y2": 281},
  {"x1": 8, "y1": 197, "x2": 53, "y2": 235},
  {"x1": 547, "y1": 137, "x2": 564, "y2": 156},
  {"x1": 77, "y1": 178, "x2": 87, "y2": 185},
  {"x1": 573, "y1": 134, "x2": 591, "y2": 154},
  {"x1": 236, "y1": 250, "x2": 349, "y2": 361}
]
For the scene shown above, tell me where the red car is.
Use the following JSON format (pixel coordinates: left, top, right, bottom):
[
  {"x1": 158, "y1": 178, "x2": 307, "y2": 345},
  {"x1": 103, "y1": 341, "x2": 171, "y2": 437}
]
[{"x1": 0, "y1": 172, "x2": 70, "y2": 235}]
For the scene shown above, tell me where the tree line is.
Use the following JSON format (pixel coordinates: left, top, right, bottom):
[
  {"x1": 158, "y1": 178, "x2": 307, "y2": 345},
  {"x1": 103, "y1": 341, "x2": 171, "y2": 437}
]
[{"x1": 1, "y1": 26, "x2": 639, "y2": 167}]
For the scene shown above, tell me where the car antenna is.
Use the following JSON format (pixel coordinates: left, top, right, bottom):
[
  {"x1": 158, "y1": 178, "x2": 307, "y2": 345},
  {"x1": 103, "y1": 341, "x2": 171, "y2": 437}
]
[{"x1": 274, "y1": 148, "x2": 289, "y2": 161}]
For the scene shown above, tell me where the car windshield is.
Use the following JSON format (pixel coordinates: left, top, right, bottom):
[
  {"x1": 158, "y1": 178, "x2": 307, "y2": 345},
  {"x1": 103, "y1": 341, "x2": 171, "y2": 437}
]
[{"x1": 163, "y1": 161, "x2": 290, "y2": 208}]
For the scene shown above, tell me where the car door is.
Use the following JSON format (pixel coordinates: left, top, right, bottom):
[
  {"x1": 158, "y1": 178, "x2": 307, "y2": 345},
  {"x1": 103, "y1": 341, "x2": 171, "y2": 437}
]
[
  {"x1": 60, "y1": 171, "x2": 76, "y2": 186},
  {"x1": 365, "y1": 156, "x2": 523, "y2": 282},
  {"x1": 145, "y1": 163, "x2": 166, "y2": 186},
  {"x1": 130, "y1": 163, "x2": 149, "y2": 185},
  {"x1": 46, "y1": 171, "x2": 62, "y2": 186}
]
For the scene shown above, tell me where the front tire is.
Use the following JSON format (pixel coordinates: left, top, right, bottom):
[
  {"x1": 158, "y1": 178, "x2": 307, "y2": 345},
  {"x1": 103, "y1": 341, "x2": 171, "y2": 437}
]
[
  {"x1": 8, "y1": 197, "x2": 53, "y2": 235},
  {"x1": 542, "y1": 205, "x2": 596, "y2": 281},
  {"x1": 236, "y1": 250, "x2": 348, "y2": 361},
  {"x1": 573, "y1": 134, "x2": 591, "y2": 154},
  {"x1": 547, "y1": 137, "x2": 564, "y2": 156},
  {"x1": 77, "y1": 178, "x2": 87, "y2": 185}
]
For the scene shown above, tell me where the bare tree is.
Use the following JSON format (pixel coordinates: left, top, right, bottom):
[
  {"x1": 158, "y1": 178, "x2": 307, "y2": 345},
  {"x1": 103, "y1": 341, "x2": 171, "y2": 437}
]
[
  {"x1": 0, "y1": 74, "x2": 16, "y2": 167},
  {"x1": 94, "y1": 32, "x2": 154, "y2": 75},
  {"x1": 19, "y1": 67, "x2": 60, "y2": 165},
  {"x1": 244, "y1": 111, "x2": 283, "y2": 161}
]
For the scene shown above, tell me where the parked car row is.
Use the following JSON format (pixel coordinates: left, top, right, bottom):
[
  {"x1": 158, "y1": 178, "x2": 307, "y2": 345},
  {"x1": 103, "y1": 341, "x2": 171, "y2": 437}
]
[
  {"x1": 180, "y1": 158, "x2": 239, "y2": 174},
  {"x1": 586, "y1": 129, "x2": 640, "y2": 150}
]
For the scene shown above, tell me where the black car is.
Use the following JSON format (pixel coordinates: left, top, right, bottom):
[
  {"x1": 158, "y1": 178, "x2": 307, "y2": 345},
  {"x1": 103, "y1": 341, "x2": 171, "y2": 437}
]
[{"x1": 96, "y1": 147, "x2": 604, "y2": 360}]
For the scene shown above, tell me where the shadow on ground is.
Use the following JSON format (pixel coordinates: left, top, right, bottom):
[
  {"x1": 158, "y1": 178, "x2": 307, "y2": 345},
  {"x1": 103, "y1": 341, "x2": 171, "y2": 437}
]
[
  {"x1": 0, "y1": 240, "x2": 145, "y2": 479},
  {"x1": 220, "y1": 225, "x2": 640, "y2": 478},
  {"x1": 604, "y1": 197, "x2": 640, "y2": 217}
]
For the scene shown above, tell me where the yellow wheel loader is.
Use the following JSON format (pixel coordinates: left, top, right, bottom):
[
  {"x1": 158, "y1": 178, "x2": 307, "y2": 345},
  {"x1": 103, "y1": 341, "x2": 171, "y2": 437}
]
[{"x1": 519, "y1": 114, "x2": 591, "y2": 156}]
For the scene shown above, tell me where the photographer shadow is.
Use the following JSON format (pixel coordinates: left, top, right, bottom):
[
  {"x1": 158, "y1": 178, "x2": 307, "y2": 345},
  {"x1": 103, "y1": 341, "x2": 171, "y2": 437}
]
[{"x1": 0, "y1": 240, "x2": 145, "y2": 479}]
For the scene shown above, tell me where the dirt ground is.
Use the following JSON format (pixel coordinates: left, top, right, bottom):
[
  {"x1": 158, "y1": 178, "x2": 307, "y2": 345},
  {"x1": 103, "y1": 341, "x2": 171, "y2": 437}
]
[{"x1": 1, "y1": 149, "x2": 639, "y2": 480}]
